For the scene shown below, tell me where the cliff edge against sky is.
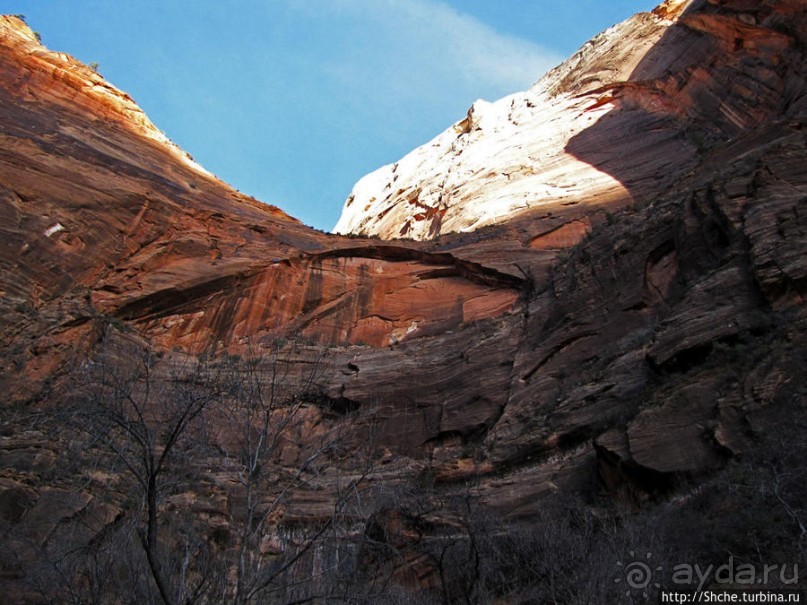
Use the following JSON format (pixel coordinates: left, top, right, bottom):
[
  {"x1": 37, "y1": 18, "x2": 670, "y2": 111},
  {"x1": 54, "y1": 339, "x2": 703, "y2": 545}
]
[{"x1": 0, "y1": 0, "x2": 805, "y2": 601}]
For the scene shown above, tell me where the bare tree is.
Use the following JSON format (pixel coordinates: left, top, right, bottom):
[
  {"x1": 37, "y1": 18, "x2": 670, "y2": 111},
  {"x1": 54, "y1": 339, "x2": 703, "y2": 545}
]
[
  {"x1": 210, "y1": 340, "x2": 383, "y2": 604},
  {"x1": 55, "y1": 328, "x2": 384, "y2": 605},
  {"x1": 66, "y1": 328, "x2": 221, "y2": 605},
  {"x1": 216, "y1": 342, "x2": 328, "y2": 603}
]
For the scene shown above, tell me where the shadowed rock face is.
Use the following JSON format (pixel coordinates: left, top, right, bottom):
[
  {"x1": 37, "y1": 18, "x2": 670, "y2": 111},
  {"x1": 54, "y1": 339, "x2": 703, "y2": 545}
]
[
  {"x1": 0, "y1": 1, "x2": 806, "y2": 596},
  {"x1": 329, "y1": 0, "x2": 804, "y2": 500}
]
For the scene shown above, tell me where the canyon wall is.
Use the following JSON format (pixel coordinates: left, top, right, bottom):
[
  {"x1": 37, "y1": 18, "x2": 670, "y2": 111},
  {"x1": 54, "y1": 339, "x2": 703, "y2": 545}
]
[{"x1": 0, "y1": 0, "x2": 805, "y2": 599}]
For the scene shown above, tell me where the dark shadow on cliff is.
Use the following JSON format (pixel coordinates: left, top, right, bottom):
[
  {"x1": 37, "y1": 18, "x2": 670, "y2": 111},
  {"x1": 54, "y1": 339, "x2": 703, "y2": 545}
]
[
  {"x1": 565, "y1": 0, "x2": 807, "y2": 202},
  {"x1": 518, "y1": 0, "x2": 807, "y2": 503}
]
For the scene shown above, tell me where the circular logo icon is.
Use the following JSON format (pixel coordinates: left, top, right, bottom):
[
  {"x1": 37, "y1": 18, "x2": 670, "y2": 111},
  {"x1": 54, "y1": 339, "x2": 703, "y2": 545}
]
[
  {"x1": 625, "y1": 560, "x2": 652, "y2": 589},
  {"x1": 615, "y1": 551, "x2": 662, "y2": 599}
]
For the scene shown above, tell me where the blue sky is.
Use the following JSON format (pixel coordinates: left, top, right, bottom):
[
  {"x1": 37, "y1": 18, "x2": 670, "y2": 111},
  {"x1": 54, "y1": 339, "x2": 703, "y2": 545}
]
[{"x1": 6, "y1": 1, "x2": 653, "y2": 231}]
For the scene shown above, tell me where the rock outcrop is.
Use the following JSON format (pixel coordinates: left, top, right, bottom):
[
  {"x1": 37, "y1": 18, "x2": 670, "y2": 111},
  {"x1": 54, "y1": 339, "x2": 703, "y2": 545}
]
[
  {"x1": 0, "y1": 0, "x2": 806, "y2": 600},
  {"x1": 333, "y1": 1, "x2": 695, "y2": 240},
  {"x1": 326, "y1": 0, "x2": 807, "y2": 497},
  {"x1": 0, "y1": 15, "x2": 525, "y2": 404}
]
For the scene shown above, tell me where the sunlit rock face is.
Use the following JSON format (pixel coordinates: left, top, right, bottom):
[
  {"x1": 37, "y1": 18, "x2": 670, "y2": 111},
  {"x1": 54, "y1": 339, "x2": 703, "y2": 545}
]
[
  {"x1": 0, "y1": 15, "x2": 523, "y2": 402},
  {"x1": 0, "y1": 1, "x2": 806, "y2": 598},
  {"x1": 2, "y1": 0, "x2": 806, "y2": 485},
  {"x1": 335, "y1": 0, "x2": 807, "y2": 244},
  {"x1": 333, "y1": 4, "x2": 689, "y2": 240}
]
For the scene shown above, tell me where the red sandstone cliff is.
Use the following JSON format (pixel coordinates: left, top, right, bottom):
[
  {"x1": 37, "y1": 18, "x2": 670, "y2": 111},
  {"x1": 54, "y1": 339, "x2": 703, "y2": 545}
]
[
  {"x1": 0, "y1": 1, "x2": 806, "y2": 601},
  {"x1": 0, "y1": 15, "x2": 525, "y2": 406}
]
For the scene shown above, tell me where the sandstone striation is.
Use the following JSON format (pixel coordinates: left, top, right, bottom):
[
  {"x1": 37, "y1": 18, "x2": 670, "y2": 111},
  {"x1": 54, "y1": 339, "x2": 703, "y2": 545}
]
[
  {"x1": 0, "y1": 1, "x2": 806, "y2": 600},
  {"x1": 333, "y1": 4, "x2": 695, "y2": 240},
  {"x1": 0, "y1": 15, "x2": 524, "y2": 403}
]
